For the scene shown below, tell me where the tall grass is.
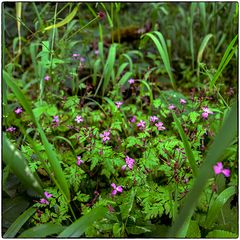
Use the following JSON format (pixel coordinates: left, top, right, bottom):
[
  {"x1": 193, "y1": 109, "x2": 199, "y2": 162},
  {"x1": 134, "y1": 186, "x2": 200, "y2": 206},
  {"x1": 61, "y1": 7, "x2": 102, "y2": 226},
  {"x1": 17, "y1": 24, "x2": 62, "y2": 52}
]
[
  {"x1": 169, "y1": 100, "x2": 237, "y2": 237},
  {"x1": 140, "y1": 31, "x2": 176, "y2": 89}
]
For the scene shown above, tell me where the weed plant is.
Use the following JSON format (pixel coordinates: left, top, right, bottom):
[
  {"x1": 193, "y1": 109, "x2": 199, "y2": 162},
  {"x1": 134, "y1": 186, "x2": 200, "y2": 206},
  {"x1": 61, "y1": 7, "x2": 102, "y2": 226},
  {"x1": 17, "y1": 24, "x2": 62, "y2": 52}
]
[{"x1": 2, "y1": 2, "x2": 238, "y2": 238}]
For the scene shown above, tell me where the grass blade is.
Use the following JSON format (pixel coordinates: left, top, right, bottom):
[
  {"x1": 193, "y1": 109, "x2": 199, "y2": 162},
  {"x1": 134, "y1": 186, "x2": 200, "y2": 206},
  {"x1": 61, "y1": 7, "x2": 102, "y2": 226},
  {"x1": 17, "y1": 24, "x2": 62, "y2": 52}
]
[
  {"x1": 3, "y1": 134, "x2": 44, "y2": 196},
  {"x1": 210, "y1": 34, "x2": 238, "y2": 88},
  {"x1": 205, "y1": 186, "x2": 236, "y2": 227},
  {"x1": 172, "y1": 112, "x2": 198, "y2": 177},
  {"x1": 44, "y1": 4, "x2": 79, "y2": 31},
  {"x1": 18, "y1": 223, "x2": 64, "y2": 238},
  {"x1": 102, "y1": 43, "x2": 117, "y2": 96},
  {"x1": 169, "y1": 100, "x2": 237, "y2": 237},
  {"x1": 118, "y1": 71, "x2": 132, "y2": 86},
  {"x1": 58, "y1": 206, "x2": 108, "y2": 237},
  {"x1": 4, "y1": 70, "x2": 70, "y2": 202},
  {"x1": 3, "y1": 206, "x2": 36, "y2": 238},
  {"x1": 15, "y1": 2, "x2": 22, "y2": 56},
  {"x1": 197, "y1": 34, "x2": 213, "y2": 77},
  {"x1": 141, "y1": 31, "x2": 176, "y2": 89}
]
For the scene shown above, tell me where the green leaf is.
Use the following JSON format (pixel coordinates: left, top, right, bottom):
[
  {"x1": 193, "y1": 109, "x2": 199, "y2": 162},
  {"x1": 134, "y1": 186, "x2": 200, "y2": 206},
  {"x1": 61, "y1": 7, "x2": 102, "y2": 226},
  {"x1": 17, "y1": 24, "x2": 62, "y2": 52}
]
[
  {"x1": 58, "y1": 206, "x2": 108, "y2": 237},
  {"x1": 210, "y1": 34, "x2": 238, "y2": 88},
  {"x1": 113, "y1": 223, "x2": 122, "y2": 237},
  {"x1": 18, "y1": 223, "x2": 64, "y2": 237},
  {"x1": 141, "y1": 31, "x2": 176, "y2": 89},
  {"x1": 186, "y1": 220, "x2": 201, "y2": 238},
  {"x1": 3, "y1": 134, "x2": 43, "y2": 195},
  {"x1": 4, "y1": 70, "x2": 70, "y2": 202},
  {"x1": 172, "y1": 112, "x2": 198, "y2": 176},
  {"x1": 169, "y1": 100, "x2": 237, "y2": 237},
  {"x1": 205, "y1": 186, "x2": 236, "y2": 227},
  {"x1": 44, "y1": 4, "x2": 80, "y2": 31},
  {"x1": 206, "y1": 230, "x2": 238, "y2": 238},
  {"x1": 102, "y1": 43, "x2": 117, "y2": 95},
  {"x1": 4, "y1": 207, "x2": 36, "y2": 238},
  {"x1": 189, "y1": 111, "x2": 199, "y2": 124},
  {"x1": 118, "y1": 71, "x2": 132, "y2": 86}
]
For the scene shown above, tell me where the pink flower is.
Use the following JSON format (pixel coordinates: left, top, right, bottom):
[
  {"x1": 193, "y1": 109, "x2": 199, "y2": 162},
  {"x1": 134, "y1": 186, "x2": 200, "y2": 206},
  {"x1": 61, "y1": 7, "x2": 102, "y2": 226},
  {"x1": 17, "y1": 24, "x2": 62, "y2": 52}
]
[
  {"x1": 125, "y1": 155, "x2": 135, "y2": 170},
  {"x1": 111, "y1": 183, "x2": 122, "y2": 196},
  {"x1": 75, "y1": 115, "x2": 83, "y2": 123},
  {"x1": 130, "y1": 116, "x2": 136, "y2": 123},
  {"x1": 150, "y1": 116, "x2": 158, "y2": 123},
  {"x1": 168, "y1": 104, "x2": 175, "y2": 110},
  {"x1": 100, "y1": 130, "x2": 111, "y2": 143},
  {"x1": 39, "y1": 198, "x2": 49, "y2": 205},
  {"x1": 94, "y1": 50, "x2": 99, "y2": 55},
  {"x1": 6, "y1": 126, "x2": 16, "y2": 132},
  {"x1": 80, "y1": 57, "x2": 85, "y2": 62},
  {"x1": 39, "y1": 191, "x2": 52, "y2": 205},
  {"x1": 213, "y1": 162, "x2": 230, "y2": 177},
  {"x1": 121, "y1": 165, "x2": 127, "y2": 171},
  {"x1": 202, "y1": 107, "x2": 213, "y2": 119},
  {"x1": 155, "y1": 122, "x2": 166, "y2": 131},
  {"x1": 44, "y1": 75, "x2": 51, "y2": 81},
  {"x1": 15, "y1": 107, "x2": 23, "y2": 114},
  {"x1": 44, "y1": 191, "x2": 52, "y2": 199},
  {"x1": 77, "y1": 156, "x2": 84, "y2": 166},
  {"x1": 115, "y1": 101, "x2": 123, "y2": 109},
  {"x1": 137, "y1": 120, "x2": 146, "y2": 130},
  {"x1": 180, "y1": 99, "x2": 187, "y2": 104},
  {"x1": 52, "y1": 115, "x2": 59, "y2": 124},
  {"x1": 72, "y1": 53, "x2": 81, "y2": 60},
  {"x1": 128, "y1": 78, "x2": 135, "y2": 84}
]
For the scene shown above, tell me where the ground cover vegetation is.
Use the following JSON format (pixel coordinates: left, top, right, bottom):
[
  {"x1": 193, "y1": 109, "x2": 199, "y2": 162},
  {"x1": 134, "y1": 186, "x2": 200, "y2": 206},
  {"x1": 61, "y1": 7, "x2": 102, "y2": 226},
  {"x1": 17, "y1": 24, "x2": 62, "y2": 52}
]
[{"x1": 2, "y1": 2, "x2": 238, "y2": 238}]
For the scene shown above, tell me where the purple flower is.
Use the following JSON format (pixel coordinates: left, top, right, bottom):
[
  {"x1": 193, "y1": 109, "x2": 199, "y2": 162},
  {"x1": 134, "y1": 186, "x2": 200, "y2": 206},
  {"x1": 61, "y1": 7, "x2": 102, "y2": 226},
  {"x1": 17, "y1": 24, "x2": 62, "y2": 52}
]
[
  {"x1": 39, "y1": 198, "x2": 49, "y2": 205},
  {"x1": 125, "y1": 155, "x2": 135, "y2": 170},
  {"x1": 100, "y1": 130, "x2": 111, "y2": 143},
  {"x1": 115, "y1": 101, "x2": 123, "y2": 109},
  {"x1": 6, "y1": 126, "x2": 16, "y2": 132},
  {"x1": 77, "y1": 156, "x2": 84, "y2": 166},
  {"x1": 213, "y1": 162, "x2": 230, "y2": 177},
  {"x1": 94, "y1": 50, "x2": 99, "y2": 55},
  {"x1": 155, "y1": 122, "x2": 166, "y2": 131},
  {"x1": 72, "y1": 53, "x2": 81, "y2": 60},
  {"x1": 128, "y1": 78, "x2": 135, "y2": 84},
  {"x1": 111, "y1": 183, "x2": 122, "y2": 196},
  {"x1": 121, "y1": 165, "x2": 127, "y2": 171},
  {"x1": 150, "y1": 116, "x2": 159, "y2": 123},
  {"x1": 15, "y1": 107, "x2": 23, "y2": 114},
  {"x1": 137, "y1": 120, "x2": 146, "y2": 130},
  {"x1": 130, "y1": 116, "x2": 136, "y2": 123},
  {"x1": 202, "y1": 107, "x2": 213, "y2": 119},
  {"x1": 44, "y1": 191, "x2": 52, "y2": 199},
  {"x1": 44, "y1": 75, "x2": 51, "y2": 81},
  {"x1": 52, "y1": 115, "x2": 59, "y2": 124},
  {"x1": 75, "y1": 115, "x2": 83, "y2": 123},
  {"x1": 180, "y1": 98, "x2": 187, "y2": 104},
  {"x1": 168, "y1": 104, "x2": 175, "y2": 110},
  {"x1": 80, "y1": 57, "x2": 85, "y2": 62}
]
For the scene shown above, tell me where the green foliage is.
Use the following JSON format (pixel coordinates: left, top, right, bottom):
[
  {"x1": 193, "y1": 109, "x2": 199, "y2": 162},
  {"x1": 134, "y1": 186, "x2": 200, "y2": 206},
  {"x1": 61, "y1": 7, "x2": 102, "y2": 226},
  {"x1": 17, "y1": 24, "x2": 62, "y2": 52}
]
[{"x1": 3, "y1": 2, "x2": 237, "y2": 238}]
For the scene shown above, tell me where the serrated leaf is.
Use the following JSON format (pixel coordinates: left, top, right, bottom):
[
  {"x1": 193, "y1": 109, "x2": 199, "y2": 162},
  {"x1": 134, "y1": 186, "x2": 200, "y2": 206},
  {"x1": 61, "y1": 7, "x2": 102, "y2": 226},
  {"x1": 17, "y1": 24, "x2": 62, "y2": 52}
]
[
  {"x1": 189, "y1": 112, "x2": 199, "y2": 124},
  {"x1": 206, "y1": 230, "x2": 238, "y2": 238}
]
